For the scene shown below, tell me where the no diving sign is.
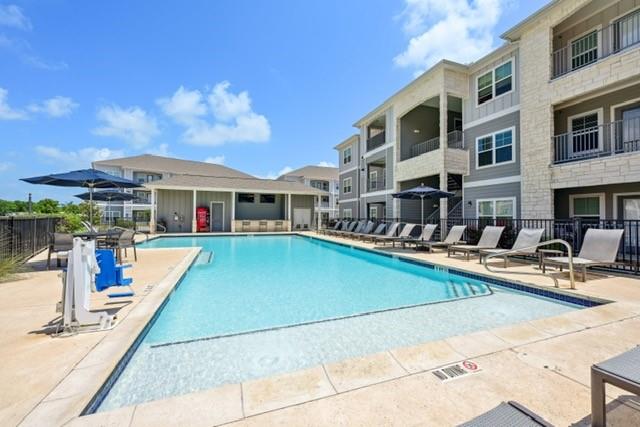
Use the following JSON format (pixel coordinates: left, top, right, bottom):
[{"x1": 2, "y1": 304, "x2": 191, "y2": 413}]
[{"x1": 432, "y1": 360, "x2": 482, "y2": 382}]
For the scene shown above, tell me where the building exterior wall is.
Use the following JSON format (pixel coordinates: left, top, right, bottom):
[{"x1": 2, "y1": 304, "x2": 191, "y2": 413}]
[
  {"x1": 235, "y1": 193, "x2": 285, "y2": 220},
  {"x1": 463, "y1": 182, "x2": 522, "y2": 218},
  {"x1": 554, "y1": 182, "x2": 640, "y2": 219},
  {"x1": 156, "y1": 189, "x2": 193, "y2": 233},
  {"x1": 195, "y1": 191, "x2": 233, "y2": 231}
]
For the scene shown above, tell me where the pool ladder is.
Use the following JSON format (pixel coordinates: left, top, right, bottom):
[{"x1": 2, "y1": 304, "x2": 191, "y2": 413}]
[{"x1": 482, "y1": 239, "x2": 576, "y2": 290}]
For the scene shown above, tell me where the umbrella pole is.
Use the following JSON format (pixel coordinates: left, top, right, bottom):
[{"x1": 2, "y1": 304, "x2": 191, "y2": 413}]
[
  {"x1": 89, "y1": 186, "x2": 94, "y2": 225},
  {"x1": 421, "y1": 196, "x2": 424, "y2": 230}
]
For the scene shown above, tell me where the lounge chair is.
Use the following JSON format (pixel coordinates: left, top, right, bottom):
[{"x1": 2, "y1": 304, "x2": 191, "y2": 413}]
[
  {"x1": 326, "y1": 221, "x2": 351, "y2": 236},
  {"x1": 373, "y1": 223, "x2": 416, "y2": 246},
  {"x1": 459, "y1": 401, "x2": 553, "y2": 427},
  {"x1": 365, "y1": 222, "x2": 399, "y2": 243},
  {"x1": 479, "y1": 228, "x2": 545, "y2": 267},
  {"x1": 319, "y1": 221, "x2": 342, "y2": 235},
  {"x1": 343, "y1": 221, "x2": 374, "y2": 239},
  {"x1": 393, "y1": 223, "x2": 438, "y2": 248},
  {"x1": 95, "y1": 249, "x2": 134, "y2": 298},
  {"x1": 541, "y1": 228, "x2": 625, "y2": 281},
  {"x1": 415, "y1": 225, "x2": 467, "y2": 251},
  {"x1": 448, "y1": 226, "x2": 505, "y2": 261},
  {"x1": 333, "y1": 221, "x2": 358, "y2": 237},
  {"x1": 47, "y1": 232, "x2": 73, "y2": 269},
  {"x1": 358, "y1": 223, "x2": 387, "y2": 241},
  {"x1": 591, "y1": 346, "x2": 640, "y2": 427}
]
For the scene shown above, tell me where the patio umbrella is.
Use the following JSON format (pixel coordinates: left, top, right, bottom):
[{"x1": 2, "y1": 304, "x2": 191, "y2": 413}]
[
  {"x1": 21, "y1": 169, "x2": 140, "y2": 223},
  {"x1": 392, "y1": 184, "x2": 455, "y2": 229},
  {"x1": 74, "y1": 190, "x2": 142, "y2": 225}
]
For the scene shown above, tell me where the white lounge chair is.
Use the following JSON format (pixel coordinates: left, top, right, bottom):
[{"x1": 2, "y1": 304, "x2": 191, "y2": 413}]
[
  {"x1": 343, "y1": 221, "x2": 374, "y2": 239},
  {"x1": 542, "y1": 228, "x2": 625, "y2": 281},
  {"x1": 416, "y1": 225, "x2": 467, "y2": 251},
  {"x1": 393, "y1": 223, "x2": 438, "y2": 248},
  {"x1": 366, "y1": 222, "x2": 399, "y2": 243},
  {"x1": 448, "y1": 226, "x2": 505, "y2": 261},
  {"x1": 327, "y1": 221, "x2": 353, "y2": 236},
  {"x1": 359, "y1": 223, "x2": 388, "y2": 241},
  {"x1": 373, "y1": 223, "x2": 416, "y2": 246},
  {"x1": 479, "y1": 228, "x2": 545, "y2": 267},
  {"x1": 333, "y1": 221, "x2": 359, "y2": 237}
]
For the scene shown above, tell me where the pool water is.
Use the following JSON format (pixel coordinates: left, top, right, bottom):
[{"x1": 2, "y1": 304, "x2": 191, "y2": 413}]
[{"x1": 95, "y1": 235, "x2": 582, "y2": 411}]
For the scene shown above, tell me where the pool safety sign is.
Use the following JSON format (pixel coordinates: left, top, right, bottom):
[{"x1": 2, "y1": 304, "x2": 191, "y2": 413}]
[{"x1": 432, "y1": 360, "x2": 482, "y2": 382}]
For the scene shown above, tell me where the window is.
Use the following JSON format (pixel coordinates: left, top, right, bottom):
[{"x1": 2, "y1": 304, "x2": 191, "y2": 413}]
[
  {"x1": 343, "y1": 177, "x2": 352, "y2": 194},
  {"x1": 343, "y1": 147, "x2": 352, "y2": 164},
  {"x1": 369, "y1": 170, "x2": 378, "y2": 190},
  {"x1": 476, "y1": 128, "x2": 514, "y2": 168},
  {"x1": 569, "y1": 111, "x2": 600, "y2": 155},
  {"x1": 613, "y1": 10, "x2": 640, "y2": 52},
  {"x1": 369, "y1": 206, "x2": 378, "y2": 219},
  {"x1": 571, "y1": 30, "x2": 598, "y2": 70},
  {"x1": 477, "y1": 198, "x2": 515, "y2": 219},
  {"x1": 321, "y1": 195, "x2": 329, "y2": 203},
  {"x1": 238, "y1": 193, "x2": 255, "y2": 203},
  {"x1": 476, "y1": 59, "x2": 513, "y2": 106},
  {"x1": 259, "y1": 194, "x2": 275, "y2": 204},
  {"x1": 343, "y1": 208, "x2": 352, "y2": 219},
  {"x1": 570, "y1": 194, "x2": 603, "y2": 219}
]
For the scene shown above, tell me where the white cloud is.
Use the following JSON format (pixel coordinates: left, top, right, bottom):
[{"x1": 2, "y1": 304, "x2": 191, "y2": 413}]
[
  {"x1": 317, "y1": 161, "x2": 336, "y2": 167},
  {"x1": 159, "y1": 81, "x2": 271, "y2": 146},
  {"x1": 28, "y1": 96, "x2": 78, "y2": 117},
  {"x1": 394, "y1": 0, "x2": 502, "y2": 74},
  {"x1": 256, "y1": 166, "x2": 293, "y2": 180},
  {"x1": 147, "y1": 143, "x2": 171, "y2": 157},
  {"x1": 0, "y1": 161, "x2": 13, "y2": 172},
  {"x1": 0, "y1": 87, "x2": 27, "y2": 120},
  {"x1": 204, "y1": 155, "x2": 225, "y2": 165},
  {"x1": 0, "y1": 34, "x2": 67, "y2": 71},
  {"x1": 35, "y1": 145, "x2": 125, "y2": 169},
  {"x1": 0, "y1": 4, "x2": 31, "y2": 30},
  {"x1": 93, "y1": 105, "x2": 159, "y2": 148}
]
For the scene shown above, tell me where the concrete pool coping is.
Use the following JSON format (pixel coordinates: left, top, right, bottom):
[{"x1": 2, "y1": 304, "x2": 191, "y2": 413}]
[{"x1": 16, "y1": 233, "x2": 640, "y2": 426}]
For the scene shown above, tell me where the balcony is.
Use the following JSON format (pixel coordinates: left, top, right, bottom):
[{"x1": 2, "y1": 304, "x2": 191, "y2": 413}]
[
  {"x1": 366, "y1": 131, "x2": 386, "y2": 152},
  {"x1": 407, "y1": 131, "x2": 464, "y2": 159},
  {"x1": 367, "y1": 177, "x2": 387, "y2": 192},
  {"x1": 552, "y1": 117, "x2": 640, "y2": 164},
  {"x1": 551, "y1": 9, "x2": 640, "y2": 79}
]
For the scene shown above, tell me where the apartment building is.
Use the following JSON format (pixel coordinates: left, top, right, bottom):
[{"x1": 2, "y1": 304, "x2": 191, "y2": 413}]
[
  {"x1": 336, "y1": 0, "x2": 640, "y2": 227},
  {"x1": 278, "y1": 165, "x2": 339, "y2": 225},
  {"x1": 92, "y1": 154, "x2": 253, "y2": 223}
]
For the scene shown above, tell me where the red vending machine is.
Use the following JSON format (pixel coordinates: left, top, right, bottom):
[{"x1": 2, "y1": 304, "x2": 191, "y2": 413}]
[{"x1": 196, "y1": 207, "x2": 209, "y2": 232}]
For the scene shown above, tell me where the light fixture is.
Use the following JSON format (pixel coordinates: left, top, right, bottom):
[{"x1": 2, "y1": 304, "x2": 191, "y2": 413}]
[{"x1": 413, "y1": 129, "x2": 421, "y2": 133}]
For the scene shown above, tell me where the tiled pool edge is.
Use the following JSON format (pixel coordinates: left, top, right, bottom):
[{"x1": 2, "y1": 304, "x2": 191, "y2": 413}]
[{"x1": 301, "y1": 233, "x2": 609, "y2": 308}]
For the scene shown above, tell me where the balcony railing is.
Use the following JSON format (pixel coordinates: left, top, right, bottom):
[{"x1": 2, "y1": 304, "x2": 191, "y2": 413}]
[
  {"x1": 551, "y1": 9, "x2": 640, "y2": 79},
  {"x1": 367, "y1": 131, "x2": 386, "y2": 151},
  {"x1": 367, "y1": 177, "x2": 386, "y2": 192},
  {"x1": 408, "y1": 131, "x2": 465, "y2": 159},
  {"x1": 552, "y1": 117, "x2": 640, "y2": 164}
]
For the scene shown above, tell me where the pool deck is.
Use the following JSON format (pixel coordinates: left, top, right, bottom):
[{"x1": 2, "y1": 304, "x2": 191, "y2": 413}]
[{"x1": 2, "y1": 232, "x2": 640, "y2": 426}]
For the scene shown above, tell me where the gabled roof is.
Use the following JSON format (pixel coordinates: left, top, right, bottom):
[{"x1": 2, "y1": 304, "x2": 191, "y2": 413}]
[
  {"x1": 92, "y1": 154, "x2": 253, "y2": 179},
  {"x1": 500, "y1": 0, "x2": 561, "y2": 42},
  {"x1": 145, "y1": 174, "x2": 326, "y2": 195},
  {"x1": 277, "y1": 165, "x2": 338, "y2": 181}
]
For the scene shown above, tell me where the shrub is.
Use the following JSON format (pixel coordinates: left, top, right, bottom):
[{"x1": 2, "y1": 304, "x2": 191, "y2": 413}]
[{"x1": 57, "y1": 213, "x2": 84, "y2": 233}]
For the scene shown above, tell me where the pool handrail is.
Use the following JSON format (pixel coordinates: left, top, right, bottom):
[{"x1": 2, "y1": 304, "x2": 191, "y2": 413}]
[{"x1": 482, "y1": 239, "x2": 576, "y2": 290}]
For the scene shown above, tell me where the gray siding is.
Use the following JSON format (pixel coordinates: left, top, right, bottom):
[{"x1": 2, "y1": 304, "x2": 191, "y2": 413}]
[
  {"x1": 399, "y1": 176, "x2": 440, "y2": 222},
  {"x1": 463, "y1": 182, "x2": 521, "y2": 218},
  {"x1": 156, "y1": 189, "x2": 193, "y2": 233},
  {"x1": 339, "y1": 169, "x2": 359, "y2": 200},
  {"x1": 465, "y1": 50, "x2": 519, "y2": 124},
  {"x1": 196, "y1": 191, "x2": 233, "y2": 231},
  {"x1": 338, "y1": 138, "x2": 358, "y2": 173},
  {"x1": 463, "y1": 110, "x2": 520, "y2": 183},
  {"x1": 554, "y1": 182, "x2": 640, "y2": 219},
  {"x1": 338, "y1": 201, "x2": 358, "y2": 219},
  {"x1": 361, "y1": 194, "x2": 394, "y2": 218},
  {"x1": 235, "y1": 193, "x2": 285, "y2": 220},
  {"x1": 399, "y1": 105, "x2": 439, "y2": 161}
]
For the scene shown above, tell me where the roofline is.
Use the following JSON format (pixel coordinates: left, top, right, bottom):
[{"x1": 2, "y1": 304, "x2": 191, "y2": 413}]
[
  {"x1": 91, "y1": 154, "x2": 253, "y2": 177},
  {"x1": 500, "y1": 0, "x2": 560, "y2": 41},
  {"x1": 352, "y1": 59, "x2": 468, "y2": 128},
  {"x1": 334, "y1": 134, "x2": 359, "y2": 150},
  {"x1": 466, "y1": 41, "x2": 519, "y2": 72},
  {"x1": 145, "y1": 183, "x2": 326, "y2": 195}
]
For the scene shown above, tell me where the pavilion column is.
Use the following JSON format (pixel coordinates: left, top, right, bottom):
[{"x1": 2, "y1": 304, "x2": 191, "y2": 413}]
[
  {"x1": 150, "y1": 189, "x2": 157, "y2": 233},
  {"x1": 287, "y1": 193, "x2": 292, "y2": 231},
  {"x1": 316, "y1": 195, "x2": 320, "y2": 230},
  {"x1": 191, "y1": 189, "x2": 197, "y2": 233},
  {"x1": 230, "y1": 191, "x2": 236, "y2": 232},
  {"x1": 439, "y1": 91, "x2": 448, "y2": 223}
]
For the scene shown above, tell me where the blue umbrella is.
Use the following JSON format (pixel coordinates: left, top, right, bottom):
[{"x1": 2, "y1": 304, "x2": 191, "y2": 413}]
[
  {"x1": 392, "y1": 184, "x2": 454, "y2": 228},
  {"x1": 22, "y1": 169, "x2": 140, "y2": 223}
]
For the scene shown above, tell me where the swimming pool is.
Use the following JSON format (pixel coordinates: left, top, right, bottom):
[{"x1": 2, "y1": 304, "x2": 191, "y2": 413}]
[{"x1": 93, "y1": 235, "x2": 591, "y2": 412}]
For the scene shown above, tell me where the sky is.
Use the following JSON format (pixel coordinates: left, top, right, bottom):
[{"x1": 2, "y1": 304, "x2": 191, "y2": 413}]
[{"x1": 0, "y1": 0, "x2": 549, "y2": 202}]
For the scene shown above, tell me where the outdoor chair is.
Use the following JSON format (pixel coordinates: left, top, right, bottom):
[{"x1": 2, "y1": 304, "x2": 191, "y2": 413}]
[
  {"x1": 242, "y1": 221, "x2": 251, "y2": 232},
  {"x1": 337, "y1": 221, "x2": 365, "y2": 237},
  {"x1": 358, "y1": 223, "x2": 387, "y2": 241},
  {"x1": 47, "y1": 232, "x2": 73, "y2": 269},
  {"x1": 448, "y1": 226, "x2": 505, "y2": 261},
  {"x1": 373, "y1": 223, "x2": 416, "y2": 246},
  {"x1": 393, "y1": 223, "x2": 438, "y2": 248},
  {"x1": 416, "y1": 225, "x2": 467, "y2": 251},
  {"x1": 458, "y1": 401, "x2": 553, "y2": 427},
  {"x1": 104, "y1": 228, "x2": 137, "y2": 263},
  {"x1": 591, "y1": 346, "x2": 640, "y2": 427},
  {"x1": 327, "y1": 221, "x2": 351, "y2": 236},
  {"x1": 343, "y1": 221, "x2": 374, "y2": 239},
  {"x1": 95, "y1": 249, "x2": 134, "y2": 298},
  {"x1": 333, "y1": 221, "x2": 357, "y2": 237},
  {"x1": 259, "y1": 220, "x2": 267, "y2": 232},
  {"x1": 479, "y1": 228, "x2": 545, "y2": 267},
  {"x1": 274, "y1": 220, "x2": 284, "y2": 232},
  {"x1": 541, "y1": 228, "x2": 625, "y2": 281},
  {"x1": 319, "y1": 221, "x2": 341, "y2": 234}
]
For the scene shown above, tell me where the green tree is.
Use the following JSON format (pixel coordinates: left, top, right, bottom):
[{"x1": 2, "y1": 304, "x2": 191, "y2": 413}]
[
  {"x1": 61, "y1": 202, "x2": 81, "y2": 215},
  {"x1": 0, "y1": 200, "x2": 17, "y2": 215},
  {"x1": 13, "y1": 200, "x2": 28, "y2": 212},
  {"x1": 78, "y1": 201, "x2": 102, "y2": 226},
  {"x1": 34, "y1": 198, "x2": 60, "y2": 214}
]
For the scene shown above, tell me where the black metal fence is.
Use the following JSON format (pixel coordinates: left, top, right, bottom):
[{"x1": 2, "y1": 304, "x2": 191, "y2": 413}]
[
  {"x1": 0, "y1": 216, "x2": 60, "y2": 261},
  {"x1": 337, "y1": 217, "x2": 640, "y2": 275}
]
